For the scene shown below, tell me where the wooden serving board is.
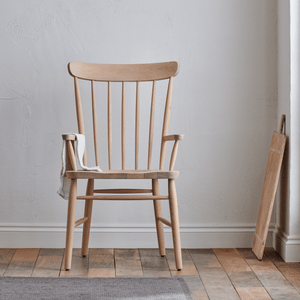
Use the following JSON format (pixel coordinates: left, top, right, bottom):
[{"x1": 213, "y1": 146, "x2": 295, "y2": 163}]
[{"x1": 252, "y1": 115, "x2": 286, "y2": 260}]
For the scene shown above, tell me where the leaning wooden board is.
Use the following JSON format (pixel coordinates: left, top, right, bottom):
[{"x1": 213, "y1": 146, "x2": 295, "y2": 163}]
[{"x1": 252, "y1": 115, "x2": 286, "y2": 260}]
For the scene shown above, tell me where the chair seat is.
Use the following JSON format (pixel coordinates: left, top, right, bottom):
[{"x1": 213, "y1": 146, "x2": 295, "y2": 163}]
[{"x1": 66, "y1": 169, "x2": 179, "y2": 180}]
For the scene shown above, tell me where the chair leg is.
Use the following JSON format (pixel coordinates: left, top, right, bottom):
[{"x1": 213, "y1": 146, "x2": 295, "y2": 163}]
[
  {"x1": 152, "y1": 179, "x2": 166, "y2": 257},
  {"x1": 64, "y1": 179, "x2": 77, "y2": 271},
  {"x1": 168, "y1": 179, "x2": 182, "y2": 270},
  {"x1": 81, "y1": 179, "x2": 94, "y2": 257}
]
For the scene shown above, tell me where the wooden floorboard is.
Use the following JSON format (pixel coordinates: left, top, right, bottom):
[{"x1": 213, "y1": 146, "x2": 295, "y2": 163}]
[
  {"x1": 4, "y1": 248, "x2": 40, "y2": 277},
  {"x1": 1, "y1": 248, "x2": 300, "y2": 299}
]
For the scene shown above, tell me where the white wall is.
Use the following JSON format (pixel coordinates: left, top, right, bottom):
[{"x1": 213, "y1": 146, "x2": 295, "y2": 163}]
[{"x1": 0, "y1": 0, "x2": 278, "y2": 248}]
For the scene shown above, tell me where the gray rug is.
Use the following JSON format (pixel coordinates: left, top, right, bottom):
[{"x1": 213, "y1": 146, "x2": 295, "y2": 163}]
[{"x1": 0, "y1": 277, "x2": 193, "y2": 300}]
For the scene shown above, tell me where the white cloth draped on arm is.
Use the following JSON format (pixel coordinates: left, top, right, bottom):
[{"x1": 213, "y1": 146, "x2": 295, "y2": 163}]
[{"x1": 57, "y1": 133, "x2": 102, "y2": 200}]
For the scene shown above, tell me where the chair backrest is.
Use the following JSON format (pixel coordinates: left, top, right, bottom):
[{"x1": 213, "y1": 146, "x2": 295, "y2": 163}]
[{"x1": 68, "y1": 61, "x2": 179, "y2": 171}]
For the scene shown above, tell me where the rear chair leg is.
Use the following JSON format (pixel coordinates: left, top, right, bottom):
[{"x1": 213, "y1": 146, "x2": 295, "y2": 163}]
[
  {"x1": 81, "y1": 179, "x2": 94, "y2": 257},
  {"x1": 168, "y1": 179, "x2": 182, "y2": 270},
  {"x1": 64, "y1": 179, "x2": 77, "y2": 271},
  {"x1": 152, "y1": 179, "x2": 166, "y2": 256}
]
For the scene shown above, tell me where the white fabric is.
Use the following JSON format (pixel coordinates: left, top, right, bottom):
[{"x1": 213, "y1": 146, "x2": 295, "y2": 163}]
[{"x1": 58, "y1": 133, "x2": 102, "y2": 199}]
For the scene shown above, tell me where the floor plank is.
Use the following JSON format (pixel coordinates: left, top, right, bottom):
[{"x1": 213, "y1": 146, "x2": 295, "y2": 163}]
[
  {"x1": 32, "y1": 248, "x2": 64, "y2": 277},
  {"x1": 278, "y1": 267, "x2": 300, "y2": 293},
  {"x1": 238, "y1": 248, "x2": 300, "y2": 300},
  {"x1": 189, "y1": 249, "x2": 222, "y2": 269},
  {"x1": 265, "y1": 247, "x2": 300, "y2": 268},
  {"x1": 183, "y1": 276, "x2": 209, "y2": 300},
  {"x1": 4, "y1": 248, "x2": 40, "y2": 277},
  {"x1": 115, "y1": 249, "x2": 143, "y2": 277},
  {"x1": 236, "y1": 287, "x2": 272, "y2": 300},
  {"x1": 60, "y1": 248, "x2": 88, "y2": 278},
  {"x1": 0, "y1": 249, "x2": 15, "y2": 276},
  {"x1": 140, "y1": 248, "x2": 171, "y2": 277},
  {"x1": 166, "y1": 249, "x2": 198, "y2": 277},
  {"x1": 88, "y1": 248, "x2": 115, "y2": 278},
  {"x1": 215, "y1": 248, "x2": 263, "y2": 290},
  {"x1": 213, "y1": 248, "x2": 252, "y2": 272}
]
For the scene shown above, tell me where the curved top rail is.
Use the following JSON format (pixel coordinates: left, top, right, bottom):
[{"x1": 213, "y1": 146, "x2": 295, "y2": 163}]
[{"x1": 68, "y1": 61, "x2": 179, "y2": 82}]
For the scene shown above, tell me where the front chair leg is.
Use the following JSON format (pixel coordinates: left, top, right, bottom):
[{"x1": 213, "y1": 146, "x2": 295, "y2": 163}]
[
  {"x1": 81, "y1": 179, "x2": 94, "y2": 257},
  {"x1": 64, "y1": 179, "x2": 77, "y2": 271},
  {"x1": 168, "y1": 179, "x2": 182, "y2": 271},
  {"x1": 152, "y1": 179, "x2": 166, "y2": 257}
]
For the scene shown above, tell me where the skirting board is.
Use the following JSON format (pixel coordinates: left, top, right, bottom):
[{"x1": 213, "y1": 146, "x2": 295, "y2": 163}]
[
  {"x1": 274, "y1": 226, "x2": 300, "y2": 262},
  {"x1": 0, "y1": 223, "x2": 274, "y2": 248}
]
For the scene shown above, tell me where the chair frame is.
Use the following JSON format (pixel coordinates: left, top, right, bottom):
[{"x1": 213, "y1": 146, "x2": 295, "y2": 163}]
[{"x1": 62, "y1": 61, "x2": 184, "y2": 271}]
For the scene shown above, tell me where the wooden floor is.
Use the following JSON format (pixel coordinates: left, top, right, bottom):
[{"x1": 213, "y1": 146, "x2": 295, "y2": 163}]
[{"x1": 1, "y1": 248, "x2": 300, "y2": 299}]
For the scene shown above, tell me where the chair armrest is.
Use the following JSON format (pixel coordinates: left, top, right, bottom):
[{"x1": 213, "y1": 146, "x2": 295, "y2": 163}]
[
  {"x1": 162, "y1": 134, "x2": 183, "y2": 171},
  {"x1": 62, "y1": 134, "x2": 76, "y2": 141},
  {"x1": 162, "y1": 134, "x2": 184, "y2": 141}
]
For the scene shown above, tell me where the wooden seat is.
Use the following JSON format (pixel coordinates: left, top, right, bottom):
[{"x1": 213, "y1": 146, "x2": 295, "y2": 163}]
[
  {"x1": 66, "y1": 170, "x2": 179, "y2": 180},
  {"x1": 62, "y1": 61, "x2": 184, "y2": 271}
]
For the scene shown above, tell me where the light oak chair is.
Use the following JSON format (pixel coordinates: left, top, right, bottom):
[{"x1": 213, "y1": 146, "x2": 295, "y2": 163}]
[{"x1": 62, "y1": 61, "x2": 184, "y2": 271}]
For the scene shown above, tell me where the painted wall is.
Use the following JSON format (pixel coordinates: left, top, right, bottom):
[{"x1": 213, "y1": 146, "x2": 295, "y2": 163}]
[{"x1": 0, "y1": 0, "x2": 278, "y2": 248}]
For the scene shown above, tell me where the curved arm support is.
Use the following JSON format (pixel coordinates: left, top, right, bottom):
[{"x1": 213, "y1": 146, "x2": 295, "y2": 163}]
[
  {"x1": 62, "y1": 134, "x2": 77, "y2": 171},
  {"x1": 162, "y1": 134, "x2": 184, "y2": 171},
  {"x1": 162, "y1": 134, "x2": 184, "y2": 141}
]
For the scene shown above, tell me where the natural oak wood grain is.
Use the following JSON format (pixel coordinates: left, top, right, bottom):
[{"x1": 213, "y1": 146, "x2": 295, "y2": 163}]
[
  {"x1": 66, "y1": 170, "x2": 179, "y2": 180},
  {"x1": 63, "y1": 61, "x2": 183, "y2": 271},
  {"x1": 169, "y1": 140, "x2": 179, "y2": 171},
  {"x1": 169, "y1": 179, "x2": 182, "y2": 270},
  {"x1": 64, "y1": 179, "x2": 77, "y2": 270},
  {"x1": 148, "y1": 80, "x2": 156, "y2": 170},
  {"x1": 74, "y1": 77, "x2": 87, "y2": 165},
  {"x1": 76, "y1": 195, "x2": 169, "y2": 200},
  {"x1": 94, "y1": 188, "x2": 152, "y2": 194},
  {"x1": 62, "y1": 134, "x2": 76, "y2": 141},
  {"x1": 135, "y1": 81, "x2": 140, "y2": 170},
  {"x1": 122, "y1": 81, "x2": 125, "y2": 170},
  {"x1": 81, "y1": 179, "x2": 94, "y2": 257},
  {"x1": 67, "y1": 140, "x2": 77, "y2": 171},
  {"x1": 74, "y1": 217, "x2": 88, "y2": 227},
  {"x1": 108, "y1": 81, "x2": 112, "y2": 170},
  {"x1": 91, "y1": 80, "x2": 99, "y2": 166},
  {"x1": 163, "y1": 134, "x2": 184, "y2": 141},
  {"x1": 253, "y1": 115, "x2": 286, "y2": 260},
  {"x1": 68, "y1": 61, "x2": 179, "y2": 82},
  {"x1": 160, "y1": 77, "x2": 173, "y2": 170},
  {"x1": 152, "y1": 179, "x2": 166, "y2": 256},
  {"x1": 157, "y1": 216, "x2": 172, "y2": 227}
]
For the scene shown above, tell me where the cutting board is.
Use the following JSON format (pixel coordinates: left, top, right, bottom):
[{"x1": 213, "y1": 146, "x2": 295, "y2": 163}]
[{"x1": 252, "y1": 115, "x2": 286, "y2": 260}]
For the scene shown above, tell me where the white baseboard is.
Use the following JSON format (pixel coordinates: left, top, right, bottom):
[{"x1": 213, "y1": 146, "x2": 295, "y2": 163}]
[
  {"x1": 274, "y1": 226, "x2": 300, "y2": 262},
  {"x1": 0, "y1": 223, "x2": 274, "y2": 249}
]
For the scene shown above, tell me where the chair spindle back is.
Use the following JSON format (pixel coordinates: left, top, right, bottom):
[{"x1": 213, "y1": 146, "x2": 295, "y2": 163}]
[{"x1": 68, "y1": 61, "x2": 179, "y2": 171}]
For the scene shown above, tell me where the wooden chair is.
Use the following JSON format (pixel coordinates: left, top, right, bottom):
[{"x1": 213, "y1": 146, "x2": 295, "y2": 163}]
[{"x1": 62, "y1": 61, "x2": 184, "y2": 271}]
